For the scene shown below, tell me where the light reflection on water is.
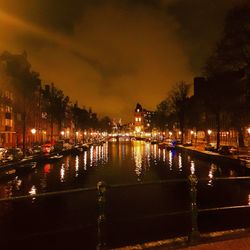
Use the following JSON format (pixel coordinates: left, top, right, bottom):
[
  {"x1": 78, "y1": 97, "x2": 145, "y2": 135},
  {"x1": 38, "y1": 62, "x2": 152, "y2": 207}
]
[
  {"x1": 178, "y1": 154, "x2": 183, "y2": 172},
  {"x1": 208, "y1": 163, "x2": 218, "y2": 186},
  {"x1": 190, "y1": 160, "x2": 195, "y2": 174},
  {"x1": 0, "y1": 141, "x2": 244, "y2": 198},
  {"x1": 60, "y1": 164, "x2": 65, "y2": 182},
  {"x1": 169, "y1": 150, "x2": 173, "y2": 170},
  {"x1": 75, "y1": 155, "x2": 79, "y2": 177}
]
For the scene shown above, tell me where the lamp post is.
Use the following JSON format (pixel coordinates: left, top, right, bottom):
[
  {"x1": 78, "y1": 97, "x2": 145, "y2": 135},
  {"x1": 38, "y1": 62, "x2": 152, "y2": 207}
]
[
  {"x1": 60, "y1": 131, "x2": 65, "y2": 140},
  {"x1": 31, "y1": 128, "x2": 36, "y2": 146},
  {"x1": 207, "y1": 129, "x2": 212, "y2": 144},
  {"x1": 190, "y1": 130, "x2": 194, "y2": 144},
  {"x1": 226, "y1": 131, "x2": 229, "y2": 145},
  {"x1": 169, "y1": 131, "x2": 172, "y2": 139}
]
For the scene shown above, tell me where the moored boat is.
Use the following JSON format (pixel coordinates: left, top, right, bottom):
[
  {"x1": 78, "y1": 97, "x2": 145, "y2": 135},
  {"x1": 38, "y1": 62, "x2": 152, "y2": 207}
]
[
  {"x1": 16, "y1": 162, "x2": 37, "y2": 173},
  {"x1": 47, "y1": 154, "x2": 63, "y2": 162}
]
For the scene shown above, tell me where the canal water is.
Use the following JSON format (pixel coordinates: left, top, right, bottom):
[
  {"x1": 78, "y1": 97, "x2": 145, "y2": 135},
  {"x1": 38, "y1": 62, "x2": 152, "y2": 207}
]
[{"x1": 0, "y1": 141, "x2": 249, "y2": 249}]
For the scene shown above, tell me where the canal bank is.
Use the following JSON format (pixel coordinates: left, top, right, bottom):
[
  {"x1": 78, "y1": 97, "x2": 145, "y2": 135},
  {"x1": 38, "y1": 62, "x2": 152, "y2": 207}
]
[
  {"x1": 0, "y1": 144, "x2": 90, "y2": 179},
  {"x1": 175, "y1": 145, "x2": 249, "y2": 169}
]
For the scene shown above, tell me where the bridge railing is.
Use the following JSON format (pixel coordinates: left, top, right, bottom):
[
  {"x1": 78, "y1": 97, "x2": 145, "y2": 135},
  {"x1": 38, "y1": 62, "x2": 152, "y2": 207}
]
[{"x1": 0, "y1": 175, "x2": 250, "y2": 249}]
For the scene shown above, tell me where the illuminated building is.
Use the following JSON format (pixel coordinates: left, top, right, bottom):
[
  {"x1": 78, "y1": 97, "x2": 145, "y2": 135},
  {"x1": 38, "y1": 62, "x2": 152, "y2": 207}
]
[
  {"x1": 0, "y1": 89, "x2": 15, "y2": 147},
  {"x1": 134, "y1": 103, "x2": 144, "y2": 134},
  {"x1": 134, "y1": 103, "x2": 154, "y2": 136}
]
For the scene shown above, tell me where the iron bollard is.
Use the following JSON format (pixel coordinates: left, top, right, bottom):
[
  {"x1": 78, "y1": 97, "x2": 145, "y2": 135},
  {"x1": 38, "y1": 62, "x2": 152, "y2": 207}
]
[
  {"x1": 97, "y1": 181, "x2": 107, "y2": 250},
  {"x1": 188, "y1": 173, "x2": 200, "y2": 244}
]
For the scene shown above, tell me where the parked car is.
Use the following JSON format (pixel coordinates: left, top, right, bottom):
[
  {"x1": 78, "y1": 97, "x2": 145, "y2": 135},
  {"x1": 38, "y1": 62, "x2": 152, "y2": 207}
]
[
  {"x1": 183, "y1": 141, "x2": 192, "y2": 147},
  {"x1": 0, "y1": 147, "x2": 7, "y2": 161},
  {"x1": 4, "y1": 148, "x2": 23, "y2": 161},
  {"x1": 42, "y1": 143, "x2": 53, "y2": 154},
  {"x1": 218, "y1": 145, "x2": 239, "y2": 155},
  {"x1": 54, "y1": 140, "x2": 72, "y2": 152},
  {"x1": 32, "y1": 145, "x2": 43, "y2": 155},
  {"x1": 204, "y1": 143, "x2": 217, "y2": 152}
]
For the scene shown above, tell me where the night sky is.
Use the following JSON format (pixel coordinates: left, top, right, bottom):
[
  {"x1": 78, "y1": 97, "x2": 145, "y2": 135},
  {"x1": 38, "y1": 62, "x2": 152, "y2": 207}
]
[{"x1": 0, "y1": 0, "x2": 241, "y2": 121}]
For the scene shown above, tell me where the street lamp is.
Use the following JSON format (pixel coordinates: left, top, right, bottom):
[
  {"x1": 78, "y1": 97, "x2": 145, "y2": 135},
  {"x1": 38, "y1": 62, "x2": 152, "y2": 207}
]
[
  {"x1": 169, "y1": 131, "x2": 172, "y2": 138},
  {"x1": 31, "y1": 128, "x2": 36, "y2": 146},
  {"x1": 207, "y1": 129, "x2": 212, "y2": 144},
  {"x1": 31, "y1": 128, "x2": 36, "y2": 135}
]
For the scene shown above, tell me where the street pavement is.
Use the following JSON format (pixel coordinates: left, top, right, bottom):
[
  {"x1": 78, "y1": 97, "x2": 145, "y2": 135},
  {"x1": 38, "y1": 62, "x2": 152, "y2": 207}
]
[{"x1": 112, "y1": 229, "x2": 250, "y2": 250}]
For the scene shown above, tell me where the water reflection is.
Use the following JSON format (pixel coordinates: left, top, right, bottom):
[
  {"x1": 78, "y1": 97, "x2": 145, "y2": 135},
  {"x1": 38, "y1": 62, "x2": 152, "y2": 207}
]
[
  {"x1": 190, "y1": 160, "x2": 195, "y2": 174},
  {"x1": 0, "y1": 141, "x2": 246, "y2": 199},
  {"x1": 60, "y1": 163, "x2": 65, "y2": 182},
  {"x1": 162, "y1": 149, "x2": 166, "y2": 162},
  {"x1": 153, "y1": 144, "x2": 157, "y2": 163},
  {"x1": 208, "y1": 163, "x2": 217, "y2": 186},
  {"x1": 133, "y1": 141, "x2": 143, "y2": 181},
  {"x1": 178, "y1": 154, "x2": 183, "y2": 172},
  {"x1": 75, "y1": 155, "x2": 79, "y2": 177},
  {"x1": 90, "y1": 146, "x2": 93, "y2": 167},
  {"x1": 29, "y1": 185, "x2": 37, "y2": 202},
  {"x1": 44, "y1": 164, "x2": 51, "y2": 174},
  {"x1": 83, "y1": 151, "x2": 87, "y2": 170},
  {"x1": 29, "y1": 185, "x2": 36, "y2": 196},
  {"x1": 169, "y1": 150, "x2": 173, "y2": 170}
]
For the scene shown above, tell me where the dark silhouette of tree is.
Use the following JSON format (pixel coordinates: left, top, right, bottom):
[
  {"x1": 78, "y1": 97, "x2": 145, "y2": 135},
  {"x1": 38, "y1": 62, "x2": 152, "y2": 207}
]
[
  {"x1": 98, "y1": 116, "x2": 112, "y2": 132},
  {"x1": 42, "y1": 83, "x2": 69, "y2": 142},
  {"x1": 168, "y1": 81, "x2": 190, "y2": 144},
  {"x1": 153, "y1": 100, "x2": 170, "y2": 130},
  {"x1": 205, "y1": 3, "x2": 250, "y2": 76},
  {"x1": 204, "y1": 3, "x2": 250, "y2": 147},
  {"x1": 0, "y1": 51, "x2": 41, "y2": 151}
]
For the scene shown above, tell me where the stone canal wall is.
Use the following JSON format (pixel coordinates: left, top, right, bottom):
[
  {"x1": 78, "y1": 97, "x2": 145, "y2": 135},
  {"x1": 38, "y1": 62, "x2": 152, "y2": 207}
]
[{"x1": 175, "y1": 145, "x2": 247, "y2": 168}]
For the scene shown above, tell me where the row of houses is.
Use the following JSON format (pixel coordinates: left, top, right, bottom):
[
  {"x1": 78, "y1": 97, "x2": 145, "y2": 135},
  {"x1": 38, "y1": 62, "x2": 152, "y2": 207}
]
[
  {"x1": 130, "y1": 74, "x2": 250, "y2": 147},
  {"x1": 0, "y1": 87, "x2": 76, "y2": 148}
]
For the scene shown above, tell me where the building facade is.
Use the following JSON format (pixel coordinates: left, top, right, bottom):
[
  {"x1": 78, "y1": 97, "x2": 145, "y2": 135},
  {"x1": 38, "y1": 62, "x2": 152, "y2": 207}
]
[{"x1": 0, "y1": 89, "x2": 15, "y2": 147}]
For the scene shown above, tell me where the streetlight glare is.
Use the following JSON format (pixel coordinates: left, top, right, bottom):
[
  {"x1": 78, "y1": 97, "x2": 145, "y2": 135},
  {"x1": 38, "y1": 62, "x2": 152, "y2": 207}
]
[{"x1": 31, "y1": 128, "x2": 36, "y2": 135}]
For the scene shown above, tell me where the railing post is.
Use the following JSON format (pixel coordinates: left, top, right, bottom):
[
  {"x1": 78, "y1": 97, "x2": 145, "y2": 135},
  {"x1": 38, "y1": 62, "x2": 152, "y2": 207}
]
[
  {"x1": 97, "y1": 181, "x2": 107, "y2": 250},
  {"x1": 188, "y1": 173, "x2": 200, "y2": 244}
]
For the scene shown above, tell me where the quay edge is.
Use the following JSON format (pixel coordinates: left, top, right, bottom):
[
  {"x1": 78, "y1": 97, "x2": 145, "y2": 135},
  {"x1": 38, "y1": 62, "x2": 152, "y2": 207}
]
[{"x1": 175, "y1": 145, "x2": 249, "y2": 169}]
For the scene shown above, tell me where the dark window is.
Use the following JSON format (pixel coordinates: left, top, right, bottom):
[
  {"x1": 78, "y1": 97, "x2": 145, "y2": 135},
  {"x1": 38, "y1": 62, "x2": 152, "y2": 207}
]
[
  {"x1": 5, "y1": 126, "x2": 11, "y2": 131},
  {"x1": 5, "y1": 112, "x2": 11, "y2": 119}
]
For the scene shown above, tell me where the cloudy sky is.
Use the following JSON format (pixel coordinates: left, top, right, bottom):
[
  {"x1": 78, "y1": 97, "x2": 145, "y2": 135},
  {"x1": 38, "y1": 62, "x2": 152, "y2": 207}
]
[{"x1": 0, "y1": 0, "x2": 242, "y2": 121}]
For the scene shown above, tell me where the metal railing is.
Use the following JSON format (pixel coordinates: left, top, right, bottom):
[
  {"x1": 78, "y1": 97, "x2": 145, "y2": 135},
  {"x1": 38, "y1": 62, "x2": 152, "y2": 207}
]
[{"x1": 0, "y1": 175, "x2": 250, "y2": 249}]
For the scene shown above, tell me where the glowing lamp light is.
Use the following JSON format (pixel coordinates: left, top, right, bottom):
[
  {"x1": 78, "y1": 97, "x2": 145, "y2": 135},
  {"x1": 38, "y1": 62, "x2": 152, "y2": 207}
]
[
  {"x1": 190, "y1": 130, "x2": 194, "y2": 135},
  {"x1": 169, "y1": 131, "x2": 173, "y2": 136},
  {"x1": 247, "y1": 128, "x2": 250, "y2": 134},
  {"x1": 61, "y1": 131, "x2": 65, "y2": 136},
  {"x1": 178, "y1": 131, "x2": 181, "y2": 135},
  {"x1": 31, "y1": 128, "x2": 36, "y2": 135},
  {"x1": 207, "y1": 129, "x2": 212, "y2": 135}
]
